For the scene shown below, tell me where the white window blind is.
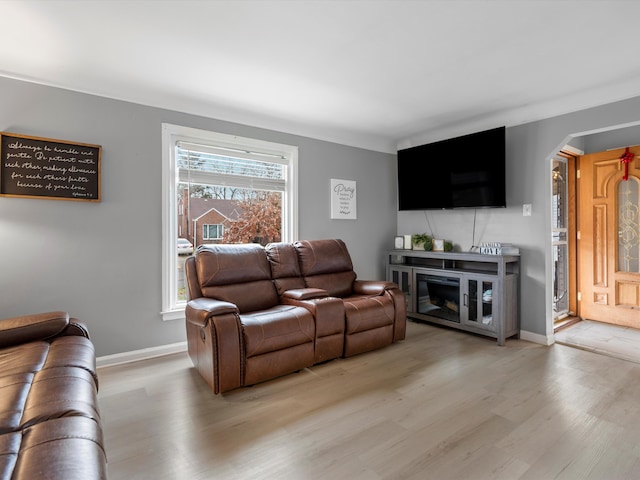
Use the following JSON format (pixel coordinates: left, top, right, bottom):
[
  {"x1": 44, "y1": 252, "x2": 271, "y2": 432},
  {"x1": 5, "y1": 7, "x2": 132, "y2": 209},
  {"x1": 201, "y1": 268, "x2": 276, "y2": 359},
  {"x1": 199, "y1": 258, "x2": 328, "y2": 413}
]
[{"x1": 176, "y1": 141, "x2": 287, "y2": 192}]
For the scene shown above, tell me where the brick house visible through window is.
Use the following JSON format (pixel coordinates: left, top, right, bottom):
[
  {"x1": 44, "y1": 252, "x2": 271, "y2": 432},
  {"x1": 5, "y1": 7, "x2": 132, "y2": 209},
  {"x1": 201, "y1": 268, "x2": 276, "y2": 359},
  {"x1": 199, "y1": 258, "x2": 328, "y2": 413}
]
[{"x1": 177, "y1": 188, "x2": 242, "y2": 248}]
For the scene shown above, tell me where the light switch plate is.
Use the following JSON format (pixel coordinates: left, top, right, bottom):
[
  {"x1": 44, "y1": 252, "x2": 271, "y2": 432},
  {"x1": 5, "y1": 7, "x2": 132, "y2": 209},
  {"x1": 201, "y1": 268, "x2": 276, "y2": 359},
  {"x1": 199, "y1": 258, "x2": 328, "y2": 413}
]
[{"x1": 523, "y1": 204, "x2": 532, "y2": 216}]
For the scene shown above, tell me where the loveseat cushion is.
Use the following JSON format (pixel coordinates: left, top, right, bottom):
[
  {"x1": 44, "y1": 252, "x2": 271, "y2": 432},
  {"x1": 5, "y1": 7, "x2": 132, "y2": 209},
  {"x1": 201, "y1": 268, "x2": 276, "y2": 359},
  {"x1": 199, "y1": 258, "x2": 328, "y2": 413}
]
[
  {"x1": 343, "y1": 295, "x2": 396, "y2": 334},
  {"x1": 294, "y1": 239, "x2": 353, "y2": 275},
  {"x1": 294, "y1": 239, "x2": 356, "y2": 297},
  {"x1": 196, "y1": 244, "x2": 279, "y2": 312},
  {"x1": 265, "y1": 242, "x2": 306, "y2": 295},
  {"x1": 241, "y1": 305, "x2": 315, "y2": 358}
]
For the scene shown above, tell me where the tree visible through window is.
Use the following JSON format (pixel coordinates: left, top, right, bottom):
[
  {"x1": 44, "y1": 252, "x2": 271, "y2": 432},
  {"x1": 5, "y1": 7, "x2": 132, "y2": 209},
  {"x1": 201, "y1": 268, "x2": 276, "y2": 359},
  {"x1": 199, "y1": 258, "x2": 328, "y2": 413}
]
[{"x1": 223, "y1": 191, "x2": 282, "y2": 244}]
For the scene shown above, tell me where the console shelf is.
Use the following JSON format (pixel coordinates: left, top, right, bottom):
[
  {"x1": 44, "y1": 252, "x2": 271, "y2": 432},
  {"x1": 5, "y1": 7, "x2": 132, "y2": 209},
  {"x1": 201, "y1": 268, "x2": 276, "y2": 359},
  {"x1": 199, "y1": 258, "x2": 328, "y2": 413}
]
[{"x1": 386, "y1": 250, "x2": 519, "y2": 345}]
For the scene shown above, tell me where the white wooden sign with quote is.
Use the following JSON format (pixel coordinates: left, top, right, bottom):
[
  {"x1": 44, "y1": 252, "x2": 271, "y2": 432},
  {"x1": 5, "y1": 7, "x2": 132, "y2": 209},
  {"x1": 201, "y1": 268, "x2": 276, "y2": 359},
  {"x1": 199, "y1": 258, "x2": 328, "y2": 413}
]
[{"x1": 330, "y1": 178, "x2": 357, "y2": 219}]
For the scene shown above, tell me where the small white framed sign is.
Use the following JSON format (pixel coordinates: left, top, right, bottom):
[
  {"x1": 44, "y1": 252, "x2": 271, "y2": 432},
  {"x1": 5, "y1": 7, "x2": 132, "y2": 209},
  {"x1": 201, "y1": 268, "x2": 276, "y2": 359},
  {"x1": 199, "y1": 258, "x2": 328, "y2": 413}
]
[{"x1": 330, "y1": 178, "x2": 357, "y2": 219}]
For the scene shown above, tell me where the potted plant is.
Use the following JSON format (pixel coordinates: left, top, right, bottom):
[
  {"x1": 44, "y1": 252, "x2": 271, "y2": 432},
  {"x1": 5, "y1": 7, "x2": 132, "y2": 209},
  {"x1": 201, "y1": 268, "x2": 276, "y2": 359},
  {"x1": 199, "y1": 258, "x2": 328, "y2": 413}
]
[{"x1": 412, "y1": 233, "x2": 432, "y2": 251}]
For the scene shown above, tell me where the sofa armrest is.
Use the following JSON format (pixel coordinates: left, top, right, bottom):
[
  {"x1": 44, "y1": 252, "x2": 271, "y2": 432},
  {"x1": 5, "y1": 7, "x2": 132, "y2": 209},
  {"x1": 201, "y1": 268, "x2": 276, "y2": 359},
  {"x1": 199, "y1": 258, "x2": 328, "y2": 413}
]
[
  {"x1": 281, "y1": 288, "x2": 328, "y2": 300},
  {"x1": 353, "y1": 280, "x2": 397, "y2": 296},
  {"x1": 185, "y1": 298, "x2": 239, "y2": 327},
  {"x1": 59, "y1": 317, "x2": 91, "y2": 339},
  {"x1": 0, "y1": 311, "x2": 70, "y2": 348}
]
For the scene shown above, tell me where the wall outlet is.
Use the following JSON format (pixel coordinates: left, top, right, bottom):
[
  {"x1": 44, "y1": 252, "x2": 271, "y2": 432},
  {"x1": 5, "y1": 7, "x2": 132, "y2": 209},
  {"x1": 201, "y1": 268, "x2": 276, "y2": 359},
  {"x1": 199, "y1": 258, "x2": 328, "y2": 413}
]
[{"x1": 523, "y1": 204, "x2": 532, "y2": 216}]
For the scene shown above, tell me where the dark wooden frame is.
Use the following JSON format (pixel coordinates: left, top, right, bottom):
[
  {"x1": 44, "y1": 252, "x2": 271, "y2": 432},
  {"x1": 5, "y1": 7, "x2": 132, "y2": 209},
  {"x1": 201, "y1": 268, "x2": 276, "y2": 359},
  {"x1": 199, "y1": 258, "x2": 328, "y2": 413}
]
[{"x1": 0, "y1": 132, "x2": 101, "y2": 202}]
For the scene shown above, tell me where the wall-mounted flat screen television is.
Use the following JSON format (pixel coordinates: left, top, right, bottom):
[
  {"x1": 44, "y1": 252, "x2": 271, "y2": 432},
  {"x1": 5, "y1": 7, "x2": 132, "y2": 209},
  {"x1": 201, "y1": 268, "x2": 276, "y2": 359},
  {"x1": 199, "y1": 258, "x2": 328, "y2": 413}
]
[{"x1": 397, "y1": 126, "x2": 506, "y2": 210}]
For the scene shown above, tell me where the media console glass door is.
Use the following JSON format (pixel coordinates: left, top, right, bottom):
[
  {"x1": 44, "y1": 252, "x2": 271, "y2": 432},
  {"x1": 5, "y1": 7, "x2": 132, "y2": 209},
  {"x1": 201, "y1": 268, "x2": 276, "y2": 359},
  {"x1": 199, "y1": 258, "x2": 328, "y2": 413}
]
[{"x1": 464, "y1": 277, "x2": 495, "y2": 331}]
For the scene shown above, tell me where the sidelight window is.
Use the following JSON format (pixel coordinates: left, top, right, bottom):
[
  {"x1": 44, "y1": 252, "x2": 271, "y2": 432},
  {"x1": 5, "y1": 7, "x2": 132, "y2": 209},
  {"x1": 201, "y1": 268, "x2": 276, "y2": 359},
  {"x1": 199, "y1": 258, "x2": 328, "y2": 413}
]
[
  {"x1": 618, "y1": 177, "x2": 640, "y2": 273},
  {"x1": 552, "y1": 158, "x2": 569, "y2": 318}
]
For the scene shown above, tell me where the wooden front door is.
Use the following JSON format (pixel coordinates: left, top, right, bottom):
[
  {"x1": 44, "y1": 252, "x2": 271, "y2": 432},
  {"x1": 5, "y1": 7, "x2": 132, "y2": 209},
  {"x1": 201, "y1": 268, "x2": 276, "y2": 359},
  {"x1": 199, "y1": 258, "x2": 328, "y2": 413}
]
[{"x1": 578, "y1": 146, "x2": 640, "y2": 327}]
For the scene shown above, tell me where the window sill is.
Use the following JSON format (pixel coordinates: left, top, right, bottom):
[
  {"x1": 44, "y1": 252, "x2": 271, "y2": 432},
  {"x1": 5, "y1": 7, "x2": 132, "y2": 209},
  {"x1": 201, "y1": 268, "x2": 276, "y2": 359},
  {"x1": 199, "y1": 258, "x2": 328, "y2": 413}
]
[{"x1": 161, "y1": 308, "x2": 185, "y2": 322}]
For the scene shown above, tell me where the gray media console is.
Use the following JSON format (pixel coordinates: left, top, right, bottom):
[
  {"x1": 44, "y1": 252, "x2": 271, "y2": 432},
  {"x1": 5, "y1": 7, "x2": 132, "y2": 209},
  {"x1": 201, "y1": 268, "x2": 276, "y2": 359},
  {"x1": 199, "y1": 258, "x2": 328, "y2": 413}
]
[{"x1": 386, "y1": 250, "x2": 520, "y2": 345}]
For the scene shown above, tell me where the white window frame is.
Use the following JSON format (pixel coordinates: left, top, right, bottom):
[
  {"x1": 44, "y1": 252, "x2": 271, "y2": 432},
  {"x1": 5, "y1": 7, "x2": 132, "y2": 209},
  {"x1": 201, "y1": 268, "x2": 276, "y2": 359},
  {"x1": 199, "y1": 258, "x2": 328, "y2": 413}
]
[{"x1": 161, "y1": 124, "x2": 299, "y2": 321}]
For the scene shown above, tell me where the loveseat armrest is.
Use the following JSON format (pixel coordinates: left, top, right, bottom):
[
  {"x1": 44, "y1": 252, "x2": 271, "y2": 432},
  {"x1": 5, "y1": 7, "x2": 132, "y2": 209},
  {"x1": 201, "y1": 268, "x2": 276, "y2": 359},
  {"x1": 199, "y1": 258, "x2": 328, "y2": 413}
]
[
  {"x1": 185, "y1": 298, "x2": 239, "y2": 327},
  {"x1": 281, "y1": 288, "x2": 328, "y2": 301},
  {"x1": 353, "y1": 280, "x2": 398, "y2": 296},
  {"x1": 185, "y1": 298, "x2": 242, "y2": 394},
  {"x1": 0, "y1": 311, "x2": 70, "y2": 348},
  {"x1": 280, "y1": 295, "x2": 345, "y2": 363}
]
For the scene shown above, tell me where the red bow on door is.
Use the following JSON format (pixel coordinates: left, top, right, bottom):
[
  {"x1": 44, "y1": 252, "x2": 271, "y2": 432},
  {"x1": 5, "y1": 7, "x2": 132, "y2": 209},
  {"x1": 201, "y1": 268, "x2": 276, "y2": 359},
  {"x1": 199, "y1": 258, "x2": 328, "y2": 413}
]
[{"x1": 620, "y1": 147, "x2": 634, "y2": 181}]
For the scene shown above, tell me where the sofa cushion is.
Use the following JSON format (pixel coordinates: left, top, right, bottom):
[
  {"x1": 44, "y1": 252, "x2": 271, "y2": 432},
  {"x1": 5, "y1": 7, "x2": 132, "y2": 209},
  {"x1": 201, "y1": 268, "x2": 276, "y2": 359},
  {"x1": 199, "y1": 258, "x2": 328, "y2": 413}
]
[
  {"x1": 0, "y1": 312, "x2": 69, "y2": 349},
  {"x1": 0, "y1": 336, "x2": 98, "y2": 388},
  {"x1": 43, "y1": 336, "x2": 98, "y2": 387},
  {"x1": 0, "y1": 313, "x2": 104, "y2": 480},
  {"x1": 12, "y1": 416, "x2": 107, "y2": 480},
  {"x1": 0, "y1": 431, "x2": 20, "y2": 477},
  {"x1": 241, "y1": 305, "x2": 315, "y2": 358},
  {"x1": 0, "y1": 373, "x2": 33, "y2": 435},
  {"x1": 21, "y1": 367, "x2": 100, "y2": 430},
  {"x1": 0, "y1": 342, "x2": 48, "y2": 378}
]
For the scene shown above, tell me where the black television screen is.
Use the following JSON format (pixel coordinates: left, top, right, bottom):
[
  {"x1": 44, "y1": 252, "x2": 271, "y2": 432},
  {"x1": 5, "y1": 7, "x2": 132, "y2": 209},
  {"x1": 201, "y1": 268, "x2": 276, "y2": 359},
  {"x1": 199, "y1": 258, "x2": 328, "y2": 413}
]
[{"x1": 397, "y1": 126, "x2": 506, "y2": 210}]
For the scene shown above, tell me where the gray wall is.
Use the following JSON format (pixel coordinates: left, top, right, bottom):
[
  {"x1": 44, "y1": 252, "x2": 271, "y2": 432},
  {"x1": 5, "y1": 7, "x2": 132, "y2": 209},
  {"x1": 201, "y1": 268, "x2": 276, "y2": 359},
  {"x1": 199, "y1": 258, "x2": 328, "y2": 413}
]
[
  {"x1": 0, "y1": 76, "x2": 397, "y2": 356},
  {"x1": 583, "y1": 124, "x2": 640, "y2": 153},
  {"x1": 398, "y1": 95, "x2": 640, "y2": 340}
]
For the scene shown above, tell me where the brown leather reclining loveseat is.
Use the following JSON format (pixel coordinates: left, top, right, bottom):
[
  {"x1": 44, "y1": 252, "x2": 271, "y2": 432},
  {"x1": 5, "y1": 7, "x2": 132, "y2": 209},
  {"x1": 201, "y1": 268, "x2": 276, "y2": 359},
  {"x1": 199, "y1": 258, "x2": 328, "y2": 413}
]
[
  {"x1": 185, "y1": 239, "x2": 406, "y2": 394},
  {"x1": 0, "y1": 311, "x2": 107, "y2": 480}
]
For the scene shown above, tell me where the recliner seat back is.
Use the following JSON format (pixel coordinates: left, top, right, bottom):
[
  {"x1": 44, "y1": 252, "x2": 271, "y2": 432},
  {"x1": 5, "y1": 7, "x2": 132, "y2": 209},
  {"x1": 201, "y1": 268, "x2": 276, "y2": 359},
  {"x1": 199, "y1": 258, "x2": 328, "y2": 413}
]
[
  {"x1": 195, "y1": 244, "x2": 279, "y2": 312},
  {"x1": 294, "y1": 239, "x2": 356, "y2": 297}
]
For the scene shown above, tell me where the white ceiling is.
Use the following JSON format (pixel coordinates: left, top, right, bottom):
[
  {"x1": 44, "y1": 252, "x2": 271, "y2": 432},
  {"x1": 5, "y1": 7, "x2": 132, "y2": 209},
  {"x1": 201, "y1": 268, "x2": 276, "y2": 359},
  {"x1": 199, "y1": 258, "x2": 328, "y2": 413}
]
[{"x1": 2, "y1": 1, "x2": 640, "y2": 153}]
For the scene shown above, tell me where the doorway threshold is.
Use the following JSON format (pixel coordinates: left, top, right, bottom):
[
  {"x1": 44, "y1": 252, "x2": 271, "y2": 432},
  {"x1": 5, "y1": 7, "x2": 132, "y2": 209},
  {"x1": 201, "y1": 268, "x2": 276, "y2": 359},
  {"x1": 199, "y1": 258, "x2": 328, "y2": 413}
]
[
  {"x1": 553, "y1": 315, "x2": 581, "y2": 333},
  {"x1": 554, "y1": 320, "x2": 640, "y2": 365}
]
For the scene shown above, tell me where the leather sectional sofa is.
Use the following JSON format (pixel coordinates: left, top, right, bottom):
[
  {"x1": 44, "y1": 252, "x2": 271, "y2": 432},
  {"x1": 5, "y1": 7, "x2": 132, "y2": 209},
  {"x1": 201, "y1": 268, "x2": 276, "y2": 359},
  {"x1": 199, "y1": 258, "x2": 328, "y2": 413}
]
[
  {"x1": 0, "y1": 311, "x2": 106, "y2": 480},
  {"x1": 185, "y1": 239, "x2": 407, "y2": 394}
]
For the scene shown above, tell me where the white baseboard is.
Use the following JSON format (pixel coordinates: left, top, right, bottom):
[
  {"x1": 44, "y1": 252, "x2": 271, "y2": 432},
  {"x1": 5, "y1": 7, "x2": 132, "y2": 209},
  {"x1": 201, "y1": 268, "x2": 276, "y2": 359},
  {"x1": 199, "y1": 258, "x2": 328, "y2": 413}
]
[
  {"x1": 96, "y1": 341, "x2": 188, "y2": 368},
  {"x1": 519, "y1": 329, "x2": 554, "y2": 346},
  {"x1": 96, "y1": 331, "x2": 552, "y2": 368}
]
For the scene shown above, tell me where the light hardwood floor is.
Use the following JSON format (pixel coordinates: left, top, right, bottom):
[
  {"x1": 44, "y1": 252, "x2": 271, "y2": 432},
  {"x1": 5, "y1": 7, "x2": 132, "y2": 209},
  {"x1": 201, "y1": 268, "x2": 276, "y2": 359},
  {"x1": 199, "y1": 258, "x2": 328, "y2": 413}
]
[{"x1": 98, "y1": 320, "x2": 640, "y2": 480}]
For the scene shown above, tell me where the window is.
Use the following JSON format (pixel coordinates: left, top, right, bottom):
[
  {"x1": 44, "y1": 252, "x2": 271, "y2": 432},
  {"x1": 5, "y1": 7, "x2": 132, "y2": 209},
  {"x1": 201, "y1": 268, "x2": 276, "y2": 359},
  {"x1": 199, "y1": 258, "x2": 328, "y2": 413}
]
[
  {"x1": 203, "y1": 224, "x2": 224, "y2": 240},
  {"x1": 162, "y1": 124, "x2": 298, "y2": 320}
]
